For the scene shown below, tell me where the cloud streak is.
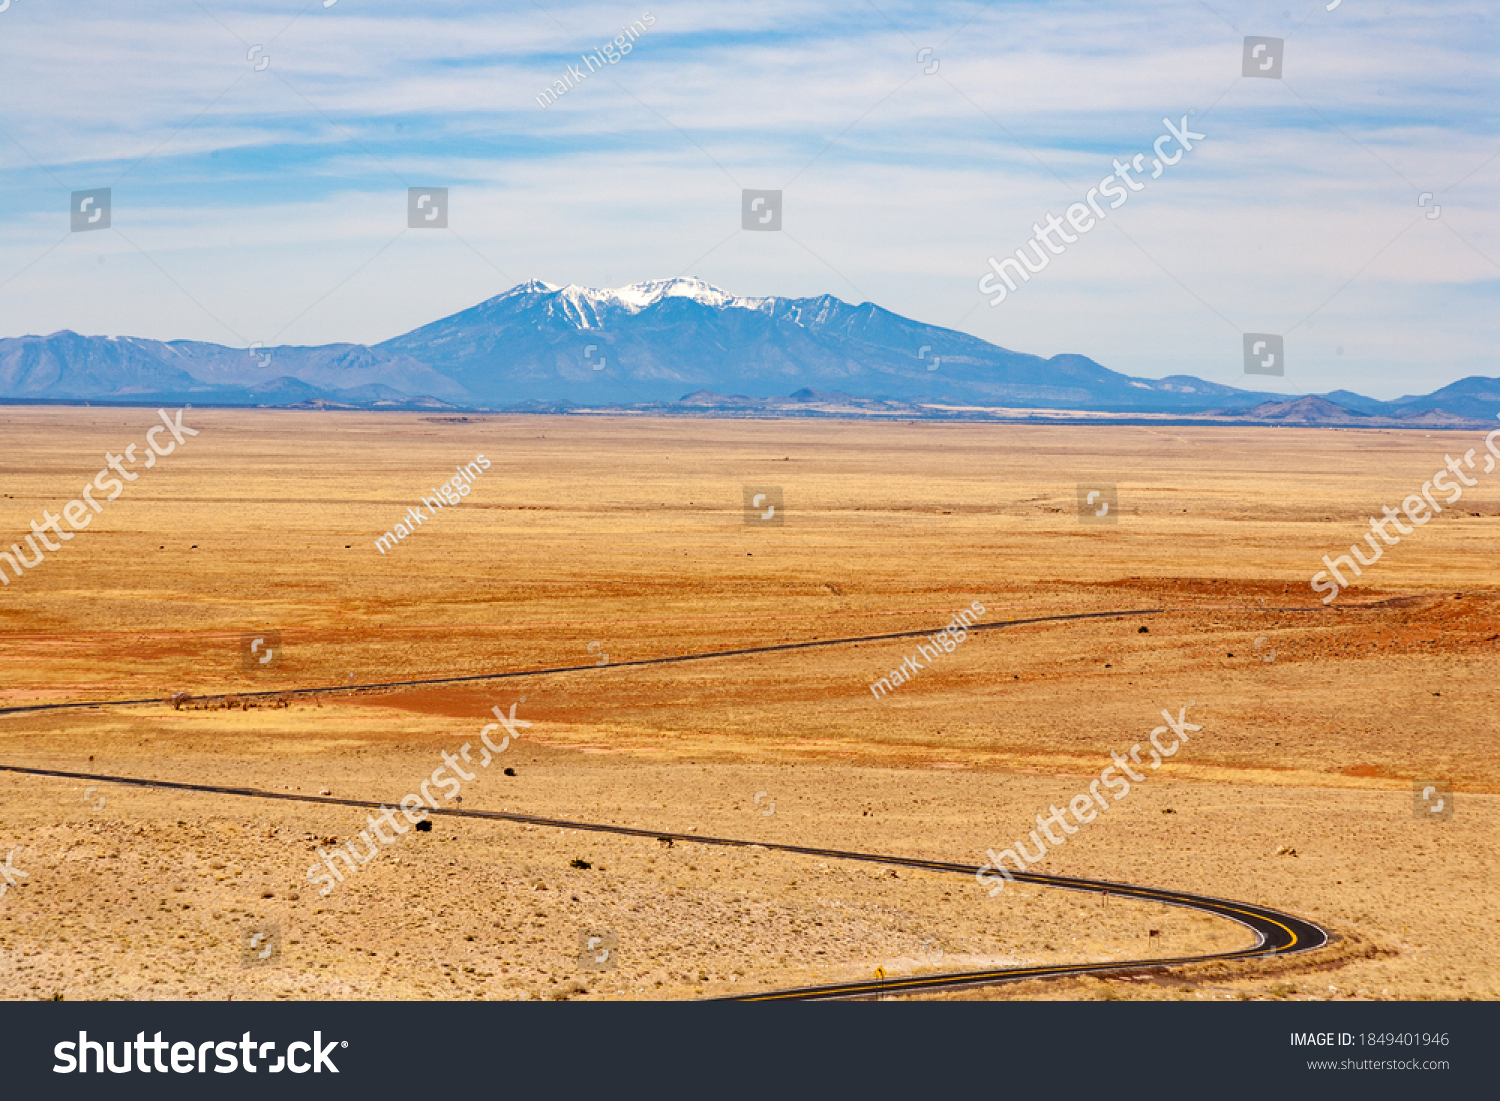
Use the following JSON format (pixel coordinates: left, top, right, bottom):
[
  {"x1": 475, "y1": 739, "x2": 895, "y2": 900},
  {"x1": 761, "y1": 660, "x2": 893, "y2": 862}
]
[{"x1": 0, "y1": 0, "x2": 1494, "y2": 398}]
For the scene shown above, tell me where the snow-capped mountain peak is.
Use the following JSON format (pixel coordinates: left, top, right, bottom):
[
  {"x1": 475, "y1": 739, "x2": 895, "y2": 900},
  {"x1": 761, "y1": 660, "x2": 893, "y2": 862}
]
[
  {"x1": 590, "y1": 277, "x2": 768, "y2": 312},
  {"x1": 509, "y1": 279, "x2": 559, "y2": 294},
  {"x1": 514, "y1": 277, "x2": 772, "y2": 318}
]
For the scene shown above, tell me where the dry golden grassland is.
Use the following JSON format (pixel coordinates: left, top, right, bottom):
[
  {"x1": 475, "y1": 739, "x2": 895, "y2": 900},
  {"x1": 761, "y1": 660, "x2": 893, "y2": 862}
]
[{"x1": 0, "y1": 408, "x2": 1495, "y2": 1000}]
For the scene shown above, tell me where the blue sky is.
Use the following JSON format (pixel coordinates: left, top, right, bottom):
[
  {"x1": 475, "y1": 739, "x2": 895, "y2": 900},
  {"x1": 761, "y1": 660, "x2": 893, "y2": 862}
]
[{"x1": 0, "y1": 0, "x2": 1495, "y2": 399}]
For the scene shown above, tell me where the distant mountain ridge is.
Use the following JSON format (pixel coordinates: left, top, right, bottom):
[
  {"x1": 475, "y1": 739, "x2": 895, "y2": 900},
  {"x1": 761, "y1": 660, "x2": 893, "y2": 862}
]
[{"x1": 1, "y1": 278, "x2": 1494, "y2": 422}]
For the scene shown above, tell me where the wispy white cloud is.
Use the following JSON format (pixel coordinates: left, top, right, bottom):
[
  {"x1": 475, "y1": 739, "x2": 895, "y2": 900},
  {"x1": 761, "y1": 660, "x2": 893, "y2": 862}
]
[{"x1": 0, "y1": 0, "x2": 1494, "y2": 398}]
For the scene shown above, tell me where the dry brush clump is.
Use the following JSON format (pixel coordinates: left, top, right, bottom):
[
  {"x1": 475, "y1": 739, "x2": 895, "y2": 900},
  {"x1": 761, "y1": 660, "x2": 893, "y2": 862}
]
[{"x1": 167, "y1": 692, "x2": 292, "y2": 712}]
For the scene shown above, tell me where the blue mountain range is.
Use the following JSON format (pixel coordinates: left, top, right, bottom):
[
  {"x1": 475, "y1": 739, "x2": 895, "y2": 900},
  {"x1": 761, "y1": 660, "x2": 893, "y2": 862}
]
[{"x1": 2, "y1": 278, "x2": 1493, "y2": 421}]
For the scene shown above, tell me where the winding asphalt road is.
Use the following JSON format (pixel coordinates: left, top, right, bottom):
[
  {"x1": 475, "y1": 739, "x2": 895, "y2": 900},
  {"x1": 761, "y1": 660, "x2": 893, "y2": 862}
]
[
  {"x1": 0, "y1": 760, "x2": 1329, "y2": 1001},
  {"x1": 0, "y1": 605, "x2": 1330, "y2": 998},
  {"x1": 0, "y1": 608, "x2": 1160, "y2": 717}
]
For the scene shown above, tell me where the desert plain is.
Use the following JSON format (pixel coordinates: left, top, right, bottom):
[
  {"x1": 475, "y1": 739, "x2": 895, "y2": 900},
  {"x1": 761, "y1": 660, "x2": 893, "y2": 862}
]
[{"x1": 0, "y1": 407, "x2": 1496, "y2": 1001}]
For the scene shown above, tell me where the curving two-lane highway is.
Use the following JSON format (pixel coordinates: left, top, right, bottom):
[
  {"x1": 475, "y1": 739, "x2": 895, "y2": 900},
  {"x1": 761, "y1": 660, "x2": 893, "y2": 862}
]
[
  {"x1": 0, "y1": 606, "x2": 1330, "y2": 999},
  {"x1": 0, "y1": 761, "x2": 1329, "y2": 1001}
]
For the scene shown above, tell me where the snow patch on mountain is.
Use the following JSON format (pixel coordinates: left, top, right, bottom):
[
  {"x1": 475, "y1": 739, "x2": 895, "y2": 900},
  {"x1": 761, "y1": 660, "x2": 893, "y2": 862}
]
[{"x1": 509, "y1": 276, "x2": 773, "y2": 320}]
